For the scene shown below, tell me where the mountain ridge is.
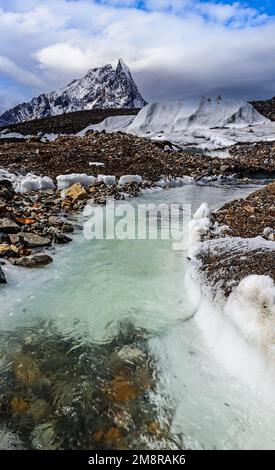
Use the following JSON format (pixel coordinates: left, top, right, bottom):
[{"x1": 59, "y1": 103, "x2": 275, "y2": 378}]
[{"x1": 0, "y1": 59, "x2": 146, "y2": 126}]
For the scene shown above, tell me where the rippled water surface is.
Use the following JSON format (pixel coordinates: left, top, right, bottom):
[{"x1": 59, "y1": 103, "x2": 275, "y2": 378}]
[{"x1": 1, "y1": 182, "x2": 275, "y2": 450}]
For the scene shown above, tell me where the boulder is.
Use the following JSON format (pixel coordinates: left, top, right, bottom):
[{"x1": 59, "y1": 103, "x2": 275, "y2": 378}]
[
  {"x1": 117, "y1": 346, "x2": 146, "y2": 364},
  {"x1": 0, "y1": 179, "x2": 14, "y2": 201},
  {"x1": 0, "y1": 218, "x2": 20, "y2": 234},
  {"x1": 47, "y1": 227, "x2": 72, "y2": 244},
  {"x1": 64, "y1": 183, "x2": 87, "y2": 202},
  {"x1": 0, "y1": 243, "x2": 19, "y2": 257},
  {"x1": 12, "y1": 254, "x2": 53, "y2": 268},
  {"x1": 13, "y1": 353, "x2": 40, "y2": 385},
  {"x1": 20, "y1": 233, "x2": 51, "y2": 248},
  {"x1": 53, "y1": 232, "x2": 72, "y2": 244}
]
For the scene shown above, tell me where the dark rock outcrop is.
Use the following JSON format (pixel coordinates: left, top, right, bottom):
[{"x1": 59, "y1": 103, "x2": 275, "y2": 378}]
[
  {"x1": 0, "y1": 264, "x2": 7, "y2": 283},
  {"x1": 251, "y1": 96, "x2": 275, "y2": 121}
]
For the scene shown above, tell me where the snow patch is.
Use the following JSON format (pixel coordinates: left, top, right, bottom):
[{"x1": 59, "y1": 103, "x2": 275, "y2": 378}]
[
  {"x1": 89, "y1": 162, "x2": 105, "y2": 167},
  {"x1": 78, "y1": 115, "x2": 135, "y2": 136},
  {"x1": 0, "y1": 168, "x2": 55, "y2": 193},
  {"x1": 97, "y1": 175, "x2": 116, "y2": 186},
  {"x1": 193, "y1": 202, "x2": 211, "y2": 220},
  {"x1": 188, "y1": 202, "x2": 212, "y2": 244},
  {"x1": 224, "y1": 275, "x2": 275, "y2": 351},
  {"x1": 16, "y1": 175, "x2": 55, "y2": 193},
  {"x1": 156, "y1": 176, "x2": 194, "y2": 188},
  {"x1": 0, "y1": 132, "x2": 26, "y2": 140},
  {"x1": 56, "y1": 174, "x2": 96, "y2": 190},
  {"x1": 118, "y1": 175, "x2": 142, "y2": 186}
]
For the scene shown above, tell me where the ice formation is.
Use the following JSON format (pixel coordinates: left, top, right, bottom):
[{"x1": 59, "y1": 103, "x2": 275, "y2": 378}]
[
  {"x1": 79, "y1": 97, "x2": 275, "y2": 151},
  {"x1": 186, "y1": 204, "x2": 275, "y2": 368},
  {"x1": 0, "y1": 132, "x2": 26, "y2": 140},
  {"x1": 56, "y1": 174, "x2": 97, "y2": 190},
  {"x1": 127, "y1": 97, "x2": 268, "y2": 137},
  {"x1": 118, "y1": 175, "x2": 142, "y2": 186},
  {"x1": 97, "y1": 175, "x2": 116, "y2": 186},
  {"x1": 16, "y1": 175, "x2": 55, "y2": 193},
  {"x1": 78, "y1": 115, "x2": 135, "y2": 136},
  {"x1": 0, "y1": 168, "x2": 55, "y2": 193}
]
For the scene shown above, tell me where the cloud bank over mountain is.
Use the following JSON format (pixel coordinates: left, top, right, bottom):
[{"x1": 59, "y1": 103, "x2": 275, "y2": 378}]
[{"x1": 0, "y1": 0, "x2": 275, "y2": 113}]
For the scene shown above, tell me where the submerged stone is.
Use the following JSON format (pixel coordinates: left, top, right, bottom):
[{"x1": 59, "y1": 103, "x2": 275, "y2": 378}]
[
  {"x1": 28, "y1": 399, "x2": 50, "y2": 421},
  {"x1": 10, "y1": 397, "x2": 30, "y2": 414},
  {"x1": 105, "y1": 375, "x2": 140, "y2": 403},
  {"x1": 104, "y1": 426, "x2": 123, "y2": 447},
  {"x1": 0, "y1": 428, "x2": 24, "y2": 450},
  {"x1": 117, "y1": 345, "x2": 146, "y2": 364},
  {"x1": 31, "y1": 422, "x2": 59, "y2": 450},
  {"x1": 13, "y1": 353, "x2": 40, "y2": 385}
]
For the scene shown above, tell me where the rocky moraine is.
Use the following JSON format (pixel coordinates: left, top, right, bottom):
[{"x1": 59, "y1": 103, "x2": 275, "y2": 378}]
[{"x1": 0, "y1": 131, "x2": 274, "y2": 285}]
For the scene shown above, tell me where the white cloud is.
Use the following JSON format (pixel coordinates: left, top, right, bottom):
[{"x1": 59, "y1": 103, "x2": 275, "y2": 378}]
[
  {"x1": 0, "y1": 0, "x2": 274, "y2": 111},
  {"x1": 0, "y1": 54, "x2": 43, "y2": 86}
]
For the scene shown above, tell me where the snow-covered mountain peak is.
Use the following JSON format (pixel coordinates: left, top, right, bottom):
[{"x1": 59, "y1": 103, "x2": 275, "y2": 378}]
[
  {"x1": 0, "y1": 59, "x2": 146, "y2": 126},
  {"x1": 116, "y1": 58, "x2": 132, "y2": 79}
]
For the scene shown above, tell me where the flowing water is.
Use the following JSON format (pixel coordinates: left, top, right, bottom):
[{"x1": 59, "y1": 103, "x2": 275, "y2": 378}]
[{"x1": 1, "y1": 182, "x2": 275, "y2": 450}]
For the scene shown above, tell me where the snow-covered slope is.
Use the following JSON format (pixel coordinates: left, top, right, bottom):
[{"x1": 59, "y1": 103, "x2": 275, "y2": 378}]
[
  {"x1": 77, "y1": 115, "x2": 135, "y2": 136},
  {"x1": 127, "y1": 97, "x2": 269, "y2": 136},
  {"x1": 0, "y1": 59, "x2": 146, "y2": 126},
  {"x1": 127, "y1": 102, "x2": 192, "y2": 135},
  {"x1": 79, "y1": 97, "x2": 273, "y2": 150},
  {"x1": 185, "y1": 96, "x2": 267, "y2": 129}
]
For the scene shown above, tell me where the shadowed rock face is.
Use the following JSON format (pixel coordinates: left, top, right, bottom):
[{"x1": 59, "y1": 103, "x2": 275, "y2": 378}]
[
  {"x1": 0, "y1": 60, "x2": 146, "y2": 126},
  {"x1": 251, "y1": 97, "x2": 275, "y2": 121}
]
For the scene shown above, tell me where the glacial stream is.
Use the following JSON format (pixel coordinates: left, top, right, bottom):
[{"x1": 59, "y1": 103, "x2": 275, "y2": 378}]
[{"x1": 1, "y1": 182, "x2": 275, "y2": 450}]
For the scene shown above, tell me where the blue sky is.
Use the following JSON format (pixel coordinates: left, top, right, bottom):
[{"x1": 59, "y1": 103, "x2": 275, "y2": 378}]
[
  {"x1": 120, "y1": 0, "x2": 275, "y2": 15},
  {"x1": 0, "y1": 0, "x2": 275, "y2": 112}
]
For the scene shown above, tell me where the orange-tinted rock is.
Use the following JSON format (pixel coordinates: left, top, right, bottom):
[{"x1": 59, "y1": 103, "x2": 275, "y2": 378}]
[
  {"x1": 64, "y1": 183, "x2": 87, "y2": 202},
  {"x1": 16, "y1": 217, "x2": 36, "y2": 225},
  {"x1": 147, "y1": 421, "x2": 166, "y2": 439},
  {"x1": 104, "y1": 427, "x2": 123, "y2": 446},
  {"x1": 105, "y1": 375, "x2": 140, "y2": 402},
  {"x1": 243, "y1": 205, "x2": 255, "y2": 214},
  {"x1": 93, "y1": 430, "x2": 104, "y2": 443},
  {"x1": 11, "y1": 397, "x2": 30, "y2": 414}
]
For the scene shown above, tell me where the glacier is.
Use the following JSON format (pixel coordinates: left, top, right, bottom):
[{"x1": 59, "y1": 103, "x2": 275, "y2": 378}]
[{"x1": 81, "y1": 96, "x2": 275, "y2": 150}]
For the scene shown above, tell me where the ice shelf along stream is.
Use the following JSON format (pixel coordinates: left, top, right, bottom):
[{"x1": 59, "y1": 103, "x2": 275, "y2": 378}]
[{"x1": 1, "y1": 182, "x2": 275, "y2": 450}]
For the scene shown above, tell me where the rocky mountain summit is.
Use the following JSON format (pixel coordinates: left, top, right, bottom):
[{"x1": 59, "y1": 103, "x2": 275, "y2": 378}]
[{"x1": 0, "y1": 59, "x2": 146, "y2": 126}]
